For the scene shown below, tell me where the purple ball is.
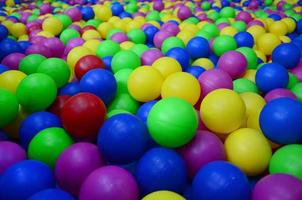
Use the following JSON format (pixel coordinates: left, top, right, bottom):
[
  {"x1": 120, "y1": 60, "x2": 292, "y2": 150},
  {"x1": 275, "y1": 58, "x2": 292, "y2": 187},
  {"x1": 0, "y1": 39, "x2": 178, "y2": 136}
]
[
  {"x1": 65, "y1": 7, "x2": 82, "y2": 22},
  {"x1": 177, "y1": 5, "x2": 192, "y2": 20},
  {"x1": 133, "y1": 12, "x2": 145, "y2": 18},
  {"x1": 247, "y1": 20, "x2": 265, "y2": 28},
  {"x1": 197, "y1": 13, "x2": 207, "y2": 21},
  {"x1": 178, "y1": 130, "x2": 225, "y2": 178},
  {"x1": 153, "y1": 1, "x2": 164, "y2": 11},
  {"x1": 162, "y1": 23, "x2": 180, "y2": 36},
  {"x1": 217, "y1": 23, "x2": 229, "y2": 30},
  {"x1": 252, "y1": 174, "x2": 302, "y2": 200},
  {"x1": 64, "y1": 38, "x2": 85, "y2": 55},
  {"x1": 291, "y1": 65, "x2": 302, "y2": 82},
  {"x1": 44, "y1": 38, "x2": 65, "y2": 58},
  {"x1": 153, "y1": 30, "x2": 173, "y2": 48},
  {"x1": 1, "y1": 53, "x2": 25, "y2": 70},
  {"x1": 264, "y1": 88, "x2": 297, "y2": 102},
  {"x1": 236, "y1": 11, "x2": 253, "y2": 23},
  {"x1": 111, "y1": 32, "x2": 129, "y2": 43},
  {"x1": 68, "y1": 24, "x2": 81, "y2": 32},
  {"x1": 79, "y1": 166, "x2": 139, "y2": 200},
  {"x1": 198, "y1": 69, "x2": 233, "y2": 98},
  {"x1": 39, "y1": 3, "x2": 52, "y2": 15},
  {"x1": 30, "y1": 36, "x2": 47, "y2": 44},
  {"x1": 141, "y1": 49, "x2": 163, "y2": 65},
  {"x1": 55, "y1": 142, "x2": 104, "y2": 196},
  {"x1": 0, "y1": 141, "x2": 26, "y2": 174},
  {"x1": 26, "y1": 44, "x2": 52, "y2": 58},
  {"x1": 217, "y1": 50, "x2": 247, "y2": 79}
]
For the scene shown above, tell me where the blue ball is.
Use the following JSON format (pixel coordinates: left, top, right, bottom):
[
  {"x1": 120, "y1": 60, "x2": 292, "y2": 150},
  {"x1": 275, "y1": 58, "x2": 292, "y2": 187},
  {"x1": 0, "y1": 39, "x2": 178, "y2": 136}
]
[
  {"x1": 136, "y1": 100, "x2": 157, "y2": 123},
  {"x1": 18, "y1": 41, "x2": 32, "y2": 54},
  {"x1": 185, "y1": 66, "x2": 206, "y2": 78},
  {"x1": 19, "y1": 111, "x2": 62, "y2": 149},
  {"x1": 0, "y1": 25, "x2": 8, "y2": 41},
  {"x1": 221, "y1": 0, "x2": 230, "y2": 7},
  {"x1": 166, "y1": 47, "x2": 190, "y2": 70},
  {"x1": 234, "y1": 32, "x2": 254, "y2": 48},
  {"x1": 102, "y1": 56, "x2": 113, "y2": 71},
  {"x1": 260, "y1": 98, "x2": 302, "y2": 144},
  {"x1": 269, "y1": 14, "x2": 281, "y2": 21},
  {"x1": 0, "y1": 160, "x2": 55, "y2": 200},
  {"x1": 297, "y1": 20, "x2": 302, "y2": 34},
  {"x1": 208, "y1": 53, "x2": 219, "y2": 65},
  {"x1": 186, "y1": 37, "x2": 210, "y2": 59},
  {"x1": 135, "y1": 147, "x2": 187, "y2": 195},
  {"x1": 80, "y1": 7, "x2": 94, "y2": 21},
  {"x1": 192, "y1": 161, "x2": 250, "y2": 200},
  {"x1": 0, "y1": 38, "x2": 22, "y2": 61},
  {"x1": 255, "y1": 63, "x2": 289, "y2": 93},
  {"x1": 59, "y1": 81, "x2": 81, "y2": 96},
  {"x1": 272, "y1": 43, "x2": 301, "y2": 69},
  {"x1": 98, "y1": 113, "x2": 149, "y2": 164},
  {"x1": 0, "y1": 64, "x2": 8, "y2": 74},
  {"x1": 28, "y1": 189, "x2": 74, "y2": 200},
  {"x1": 144, "y1": 26, "x2": 159, "y2": 45},
  {"x1": 80, "y1": 69, "x2": 117, "y2": 105},
  {"x1": 119, "y1": 12, "x2": 132, "y2": 19},
  {"x1": 111, "y1": 2, "x2": 124, "y2": 16}
]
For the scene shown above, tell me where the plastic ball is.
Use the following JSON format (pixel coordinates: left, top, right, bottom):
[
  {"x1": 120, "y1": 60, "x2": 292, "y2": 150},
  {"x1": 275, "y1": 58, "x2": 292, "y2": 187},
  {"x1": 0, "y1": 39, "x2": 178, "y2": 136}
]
[
  {"x1": 292, "y1": 83, "x2": 302, "y2": 102},
  {"x1": 94, "y1": 5, "x2": 112, "y2": 21},
  {"x1": 96, "y1": 40, "x2": 120, "y2": 58},
  {"x1": 185, "y1": 66, "x2": 206, "y2": 78},
  {"x1": 141, "y1": 49, "x2": 163, "y2": 65},
  {"x1": 75, "y1": 55, "x2": 105, "y2": 80},
  {"x1": 234, "y1": 32, "x2": 254, "y2": 48},
  {"x1": 81, "y1": 7, "x2": 95, "y2": 21},
  {"x1": 60, "y1": 29, "x2": 81, "y2": 45},
  {"x1": 127, "y1": 66, "x2": 163, "y2": 102},
  {"x1": 233, "y1": 78, "x2": 259, "y2": 93},
  {"x1": 0, "y1": 70, "x2": 26, "y2": 94},
  {"x1": 79, "y1": 166, "x2": 138, "y2": 200},
  {"x1": 272, "y1": 43, "x2": 301, "y2": 69},
  {"x1": 135, "y1": 148, "x2": 187, "y2": 195},
  {"x1": 0, "y1": 39, "x2": 22, "y2": 61},
  {"x1": 147, "y1": 97, "x2": 198, "y2": 148},
  {"x1": 131, "y1": 44, "x2": 149, "y2": 57},
  {"x1": 255, "y1": 63, "x2": 289, "y2": 93},
  {"x1": 136, "y1": 100, "x2": 157, "y2": 123},
  {"x1": 288, "y1": 73, "x2": 299, "y2": 89},
  {"x1": 82, "y1": 30, "x2": 101, "y2": 41},
  {"x1": 257, "y1": 33, "x2": 281, "y2": 55},
  {"x1": 55, "y1": 142, "x2": 104, "y2": 196},
  {"x1": 200, "y1": 89, "x2": 246, "y2": 134},
  {"x1": 260, "y1": 98, "x2": 302, "y2": 144},
  {"x1": 59, "y1": 81, "x2": 81, "y2": 96},
  {"x1": 166, "y1": 47, "x2": 190, "y2": 70},
  {"x1": 114, "y1": 68, "x2": 132, "y2": 95},
  {"x1": 213, "y1": 35, "x2": 237, "y2": 56},
  {"x1": 0, "y1": 64, "x2": 8, "y2": 74},
  {"x1": 28, "y1": 189, "x2": 74, "y2": 200},
  {"x1": 0, "y1": 160, "x2": 55, "y2": 200},
  {"x1": 108, "y1": 93, "x2": 139, "y2": 114},
  {"x1": 42, "y1": 17, "x2": 63, "y2": 36},
  {"x1": 44, "y1": 37, "x2": 65, "y2": 58},
  {"x1": 1, "y1": 52, "x2": 25, "y2": 70},
  {"x1": 0, "y1": 25, "x2": 8, "y2": 41},
  {"x1": 127, "y1": 28, "x2": 146, "y2": 44},
  {"x1": 177, "y1": 6, "x2": 192, "y2": 20},
  {"x1": 67, "y1": 46, "x2": 92, "y2": 68},
  {"x1": 192, "y1": 161, "x2": 250, "y2": 200},
  {"x1": 265, "y1": 88, "x2": 297, "y2": 102},
  {"x1": 237, "y1": 47, "x2": 258, "y2": 69},
  {"x1": 111, "y1": 50, "x2": 141, "y2": 73},
  {"x1": 26, "y1": 44, "x2": 52, "y2": 58},
  {"x1": 269, "y1": 21, "x2": 288, "y2": 36},
  {"x1": 142, "y1": 191, "x2": 185, "y2": 200},
  {"x1": 239, "y1": 92, "x2": 265, "y2": 117},
  {"x1": 186, "y1": 37, "x2": 210, "y2": 59},
  {"x1": 144, "y1": 25, "x2": 159, "y2": 45}
]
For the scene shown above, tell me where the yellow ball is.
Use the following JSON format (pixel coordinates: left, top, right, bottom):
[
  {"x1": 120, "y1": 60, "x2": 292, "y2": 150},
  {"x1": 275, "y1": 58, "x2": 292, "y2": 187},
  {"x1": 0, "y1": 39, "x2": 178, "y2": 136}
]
[
  {"x1": 279, "y1": 35, "x2": 291, "y2": 43},
  {"x1": 83, "y1": 39, "x2": 101, "y2": 54},
  {"x1": 37, "y1": 31, "x2": 54, "y2": 38},
  {"x1": 282, "y1": 18, "x2": 296, "y2": 33},
  {"x1": 181, "y1": 24, "x2": 199, "y2": 34},
  {"x1": 200, "y1": 89, "x2": 246, "y2": 134},
  {"x1": 247, "y1": 25, "x2": 265, "y2": 41},
  {"x1": 255, "y1": 50, "x2": 267, "y2": 62},
  {"x1": 94, "y1": 5, "x2": 112, "y2": 21},
  {"x1": 11, "y1": 23, "x2": 26, "y2": 38},
  {"x1": 197, "y1": 21, "x2": 208, "y2": 29},
  {"x1": 177, "y1": 31, "x2": 195, "y2": 45},
  {"x1": 192, "y1": 58, "x2": 214, "y2": 70},
  {"x1": 220, "y1": 26, "x2": 238, "y2": 36},
  {"x1": 269, "y1": 21, "x2": 288, "y2": 36},
  {"x1": 67, "y1": 46, "x2": 92, "y2": 68},
  {"x1": 18, "y1": 35, "x2": 29, "y2": 41},
  {"x1": 120, "y1": 41, "x2": 135, "y2": 50},
  {"x1": 142, "y1": 191, "x2": 185, "y2": 200},
  {"x1": 0, "y1": 70, "x2": 26, "y2": 94},
  {"x1": 243, "y1": 69, "x2": 256, "y2": 82},
  {"x1": 128, "y1": 66, "x2": 164, "y2": 102},
  {"x1": 97, "y1": 22, "x2": 114, "y2": 39},
  {"x1": 240, "y1": 92, "x2": 266, "y2": 117},
  {"x1": 126, "y1": 20, "x2": 141, "y2": 32},
  {"x1": 152, "y1": 57, "x2": 182, "y2": 79},
  {"x1": 161, "y1": 72, "x2": 201, "y2": 105},
  {"x1": 225, "y1": 128, "x2": 272, "y2": 176},
  {"x1": 42, "y1": 17, "x2": 63, "y2": 36},
  {"x1": 82, "y1": 30, "x2": 101, "y2": 41},
  {"x1": 2, "y1": 20, "x2": 13, "y2": 32},
  {"x1": 246, "y1": 108, "x2": 261, "y2": 132},
  {"x1": 108, "y1": 16, "x2": 120, "y2": 24},
  {"x1": 257, "y1": 33, "x2": 281, "y2": 55},
  {"x1": 114, "y1": 20, "x2": 127, "y2": 32}
]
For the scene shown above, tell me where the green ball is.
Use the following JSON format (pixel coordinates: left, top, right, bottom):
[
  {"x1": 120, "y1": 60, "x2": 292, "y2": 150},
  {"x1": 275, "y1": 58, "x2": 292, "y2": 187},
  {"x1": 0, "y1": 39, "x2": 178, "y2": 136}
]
[
  {"x1": 0, "y1": 88, "x2": 19, "y2": 128},
  {"x1": 215, "y1": 18, "x2": 230, "y2": 25},
  {"x1": 237, "y1": 47, "x2": 258, "y2": 69},
  {"x1": 292, "y1": 14, "x2": 302, "y2": 21},
  {"x1": 114, "y1": 68, "x2": 133, "y2": 95},
  {"x1": 233, "y1": 78, "x2": 259, "y2": 94},
  {"x1": 264, "y1": 0, "x2": 273, "y2": 6},
  {"x1": 287, "y1": 73, "x2": 299, "y2": 89},
  {"x1": 146, "y1": 11, "x2": 161, "y2": 21},
  {"x1": 184, "y1": 17, "x2": 199, "y2": 24},
  {"x1": 147, "y1": 97, "x2": 198, "y2": 148},
  {"x1": 55, "y1": 14, "x2": 72, "y2": 30},
  {"x1": 232, "y1": 21, "x2": 247, "y2": 32},
  {"x1": 127, "y1": 29, "x2": 146, "y2": 44},
  {"x1": 291, "y1": 83, "x2": 302, "y2": 102},
  {"x1": 96, "y1": 40, "x2": 121, "y2": 58},
  {"x1": 207, "y1": 11, "x2": 220, "y2": 21},
  {"x1": 19, "y1": 54, "x2": 47, "y2": 75},
  {"x1": 220, "y1": 7, "x2": 235, "y2": 18},
  {"x1": 283, "y1": 3, "x2": 293, "y2": 10},
  {"x1": 106, "y1": 109, "x2": 131, "y2": 118},
  {"x1": 37, "y1": 58, "x2": 70, "y2": 88},
  {"x1": 85, "y1": 19, "x2": 102, "y2": 28},
  {"x1": 60, "y1": 29, "x2": 80, "y2": 45},
  {"x1": 28, "y1": 127, "x2": 73, "y2": 168},
  {"x1": 111, "y1": 50, "x2": 141, "y2": 73},
  {"x1": 27, "y1": 15, "x2": 38, "y2": 22},
  {"x1": 126, "y1": 3, "x2": 138, "y2": 14},
  {"x1": 201, "y1": 1, "x2": 211, "y2": 11},
  {"x1": 213, "y1": 35, "x2": 237, "y2": 56},
  {"x1": 269, "y1": 144, "x2": 302, "y2": 180},
  {"x1": 196, "y1": 30, "x2": 213, "y2": 40},
  {"x1": 131, "y1": 44, "x2": 149, "y2": 57},
  {"x1": 161, "y1": 37, "x2": 185, "y2": 54},
  {"x1": 202, "y1": 23, "x2": 219, "y2": 38},
  {"x1": 107, "y1": 28, "x2": 124, "y2": 40},
  {"x1": 16, "y1": 73, "x2": 57, "y2": 112},
  {"x1": 108, "y1": 93, "x2": 139, "y2": 114},
  {"x1": 32, "y1": 9, "x2": 40, "y2": 15}
]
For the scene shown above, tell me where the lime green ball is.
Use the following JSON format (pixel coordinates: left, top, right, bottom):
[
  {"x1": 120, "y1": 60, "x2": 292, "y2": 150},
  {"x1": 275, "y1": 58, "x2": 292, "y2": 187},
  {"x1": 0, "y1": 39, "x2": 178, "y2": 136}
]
[
  {"x1": 220, "y1": 7, "x2": 235, "y2": 18},
  {"x1": 202, "y1": 23, "x2": 219, "y2": 38},
  {"x1": 285, "y1": 10, "x2": 295, "y2": 17},
  {"x1": 233, "y1": 78, "x2": 259, "y2": 93},
  {"x1": 215, "y1": 18, "x2": 230, "y2": 25},
  {"x1": 291, "y1": 83, "x2": 302, "y2": 102},
  {"x1": 213, "y1": 35, "x2": 237, "y2": 56},
  {"x1": 55, "y1": 14, "x2": 72, "y2": 30},
  {"x1": 7, "y1": 36, "x2": 16, "y2": 40},
  {"x1": 32, "y1": 9, "x2": 40, "y2": 15},
  {"x1": 269, "y1": 144, "x2": 302, "y2": 180},
  {"x1": 37, "y1": 58, "x2": 70, "y2": 88},
  {"x1": 287, "y1": 73, "x2": 299, "y2": 89},
  {"x1": 201, "y1": 1, "x2": 211, "y2": 11},
  {"x1": 127, "y1": 29, "x2": 146, "y2": 44},
  {"x1": 147, "y1": 97, "x2": 198, "y2": 148},
  {"x1": 184, "y1": 17, "x2": 199, "y2": 24},
  {"x1": 264, "y1": 0, "x2": 273, "y2": 6},
  {"x1": 16, "y1": 73, "x2": 57, "y2": 112},
  {"x1": 10, "y1": 13, "x2": 21, "y2": 20},
  {"x1": 19, "y1": 54, "x2": 47, "y2": 75},
  {"x1": 232, "y1": 21, "x2": 247, "y2": 32},
  {"x1": 27, "y1": 15, "x2": 38, "y2": 22},
  {"x1": 106, "y1": 28, "x2": 123, "y2": 40},
  {"x1": 126, "y1": 3, "x2": 138, "y2": 14},
  {"x1": 0, "y1": 88, "x2": 19, "y2": 128},
  {"x1": 96, "y1": 40, "x2": 121, "y2": 58},
  {"x1": 131, "y1": 44, "x2": 149, "y2": 57},
  {"x1": 196, "y1": 30, "x2": 213, "y2": 40},
  {"x1": 85, "y1": 19, "x2": 102, "y2": 28},
  {"x1": 106, "y1": 109, "x2": 131, "y2": 118},
  {"x1": 283, "y1": 3, "x2": 293, "y2": 10},
  {"x1": 60, "y1": 29, "x2": 80, "y2": 45},
  {"x1": 28, "y1": 127, "x2": 73, "y2": 168},
  {"x1": 207, "y1": 11, "x2": 220, "y2": 21},
  {"x1": 111, "y1": 50, "x2": 141, "y2": 73},
  {"x1": 108, "y1": 93, "x2": 139, "y2": 114},
  {"x1": 292, "y1": 14, "x2": 302, "y2": 21},
  {"x1": 161, "y1": 37, "x2": 185, "y2": 54},
  {"x1": 114, "y1": 68, "x2": 133, "y2": 95},
  {"x1": 146, "y1": 11, "x2": 161, "y2": 21},
  {"x1": 237, "y1": 47, "x2": 258, "y2": 69}
]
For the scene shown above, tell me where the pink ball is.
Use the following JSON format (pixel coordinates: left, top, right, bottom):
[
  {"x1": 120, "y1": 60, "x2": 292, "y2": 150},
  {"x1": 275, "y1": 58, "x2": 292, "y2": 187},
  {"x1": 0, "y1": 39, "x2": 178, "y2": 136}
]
[
  {"x1": 30, "y1": 36, "x2": 47, "y2": 44},
  {"x1": 197, "y1": 13, "x2": 207, "y2": 21},
  {"x1": 178, "y1": 131, "x2": 225, "y2": 178},
  {"x1": 55, "y1": 143, "x2": 104, "y2": 196},
  {"x1": 79, "y1": 166, "x2": 139, "y2": 200},
  {"x1": 153, "y1": 30, "x2": 173, "y2": 48},
  {"x1": 111, "y1": 32, "x2": 128, "y2": 43},
  {"x1": 162, "y1": 23, "x2": 180, "y2": 36},
  {"x1": 64, "y1": 38, "x2": 85, "y2": 55},
  {"x1": 198, "y1": 69, "x2": 233, "y2": 98},
  {"x1": 217, "y1": 23, "x2": 229, "y2": 30},
  {"x1": 0, "y1": 141, "x2": 26, "y2": 174},
  {"x1": 264, "y1": 88, "x2": 297, "y2": 102},
  {"x1": 141, "y1": 49, "x2": 163, "y2": 65},
  {"x1": 177, "y1": 6, "x2": 192, "y2": 20},
  {"x1": 291, "y1": 65, "x2": 302, "y2": 82},
  {"x1": 217, "y1": 50, "x2": 247, "y2": 79},
  {"x1": 26, "y1": 44, "x2": 52, "y2": 58},
  {"x1": 236, "y1": 11, "x2": 253, "y2": 24},
  {"x1": 65, "y1": 7, "x2": 82, "y2": 22},
  {"x1": 1, "y1": 53, "x2": 25, "y2": 70}
]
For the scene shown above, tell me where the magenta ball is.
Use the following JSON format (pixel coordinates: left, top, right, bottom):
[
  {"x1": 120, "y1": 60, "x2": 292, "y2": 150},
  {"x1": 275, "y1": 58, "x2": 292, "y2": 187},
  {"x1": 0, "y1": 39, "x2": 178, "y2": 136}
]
[
  {"x1": 55, "y1": 142, "x2": 104, "y2": 196},
  {"x1": 30, "y1": 36, "x2": 47, "y2": 44},
  {"x1": 111, "y1": 32, "x2": 128, "y2": 43},
  {"x1": 217, "y1": 23, "x2": 229, "y2": 30},
  {"x1": 65, "y1": 7, "x2": 82, "y2": 22},
  {"x1": 162, "y1": 23, "x2": 180, "y2": 36},
  {"x1": 153, "y1": 1, "x2": 164, "y2": 11},
  {"x1": 177, "y1": 6, "x2": 192, "y2": 20},
  {"x1": 79, "y1": 166, "x2": 138, "y2": 200},
  {"x1": 248, "y1": 1, "x2": 259, "y2": 10},
  {"x1": 44, "y1": 37, "x2": 65, "y2": 58},
  {"x1": 264, "y1": 88, "x2": 297, "y2": 102},
  {"x1": 64, "y1": 38, "x2": 85, "y2": 55},
  {"x1": 197, "y1": 13, "x2": 207, "y2": 21},
  {"x1": 0, "y1": 141, "x2": 26, "y2": 174},
  {"x1": 291, "y1": 65, "x2": 302, "y2": 82},
  {"x1": 217, "y1": 50, "x2": 247, "y2": 79},
  {"x1": 247, "y1": 20, "x2": 265, "y2": 28},
  {"x1": 39, "y1": 3, "x2": 52, "y2": 15},
  {"x1": 1, "y1": 53, "x2": 25, "y2": 70},
  {"x1": 252, "y1": 174, "x2": 302, "y2": 200},
  {"x1": 68, "y1": 24, "x2": 81, "y2": 32},
  {"x1": 141, "y1": 49, "x2": 163, "y2": 65},
  {"x1": 178, "y1": 131, "x2": 225, "y2": 178},
  {"x1": 236, "y1": 11, "x2": 253, "y2": 23},
  {"x1": 198, "y1": 69, "x2": 233, "y2": 98},
  {"x1": 153, "y1": 30, "x2": 173, "y2": 48},
  {"x1": 26, "y1": 44, "x2": 52, "y2": 58}
]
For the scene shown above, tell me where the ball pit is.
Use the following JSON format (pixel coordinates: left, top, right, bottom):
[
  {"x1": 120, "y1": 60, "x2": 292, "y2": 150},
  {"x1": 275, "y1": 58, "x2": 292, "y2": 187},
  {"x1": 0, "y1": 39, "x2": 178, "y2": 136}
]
[{"x1": 0, "y1": 0, "x2": 302, "y2": 199}]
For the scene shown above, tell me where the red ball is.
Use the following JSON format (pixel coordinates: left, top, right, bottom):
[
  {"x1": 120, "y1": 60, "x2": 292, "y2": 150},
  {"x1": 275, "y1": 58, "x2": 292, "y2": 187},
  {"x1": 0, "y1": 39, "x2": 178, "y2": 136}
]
[
  {"x1": 75, "y1": 55, "x2": 105, "y2": 80},
  {"x1": 61, "y1": 93, "x2": 106, "y2": 139},
  {"x1": 48, "y1": 95, "x2": 71, "y2": 116}
]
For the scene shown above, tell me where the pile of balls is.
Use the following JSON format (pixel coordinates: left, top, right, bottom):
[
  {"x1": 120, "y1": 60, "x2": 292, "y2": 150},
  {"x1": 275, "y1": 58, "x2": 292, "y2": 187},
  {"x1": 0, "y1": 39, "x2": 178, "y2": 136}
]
[{"x1": 0, "y1": 0, "x2": 302, "y2": 199}]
